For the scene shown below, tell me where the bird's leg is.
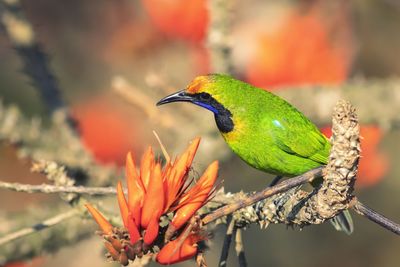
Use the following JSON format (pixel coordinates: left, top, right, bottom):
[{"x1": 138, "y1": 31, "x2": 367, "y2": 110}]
[
  {"x1": 254, "y1": 175, "x2": 283, "y2": 213},
  {"x1": 269, "y1": 175, "x2": 283, "y2": 186}
]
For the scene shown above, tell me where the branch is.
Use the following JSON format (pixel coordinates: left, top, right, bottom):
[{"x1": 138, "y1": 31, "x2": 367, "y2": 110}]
[
  {"x1": 0, "y1": 181, "x2": 118, "y2": 195},
  {"x1": 234, "y1": 228, "x2": 247, "y2": 267},
  {"x1": 0, "y1": 209, "x2": 79, "y2": 246},
  {"x1": 201, "y1": 167, "x2": 323, "y2": 225},
  {"x1": 0, "y1": 202, "x2": 95, "y2": 265},
  {"x1": 196, "y1": 251, "x2": 208, "y2": 267},
  {"x1": 352, "y1": 199, "x2": 400, "y2": 235},
  {"x1": 218, "y1": 216, "x2": 236, "y2": 267}
]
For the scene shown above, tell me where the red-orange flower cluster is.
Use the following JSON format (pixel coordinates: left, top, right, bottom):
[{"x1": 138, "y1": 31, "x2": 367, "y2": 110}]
[{"x1": 85, "y1": 137, "x2": 218, "y2": 265}]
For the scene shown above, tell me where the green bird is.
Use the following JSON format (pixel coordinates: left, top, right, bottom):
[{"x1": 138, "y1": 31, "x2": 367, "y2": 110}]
[{"x1": 157, "y1": 73, "x2": 353, "y2": 234}]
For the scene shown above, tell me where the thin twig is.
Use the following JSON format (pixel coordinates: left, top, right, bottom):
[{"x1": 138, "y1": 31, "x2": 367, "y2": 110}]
[
  {"x1": 196, "y1": 251, "x2": 208, "y2": 267},
  {"x1": 0, "y1": 181, "x2": 118, "y2": 195},
  {"x1": 0, "y1": 209, "x2": 79, "y2": 246},
  {"x1": 218, "y1": 215, "x2": 236, "y2": 267},
  {"x1": 352, "y1": 199, "x2": 400, "y2": 235},
  {"x1": 235, "y1": 228, "x2": 247, "y2": 267},
  {"x1": 153, "y1": 130, "x2": 170, "y2": 163},
  {"x1": 201, "y1": 166, "x2": 324, "y2": 225},
  {"x1": 112, "y1": 76, "x2": 174, "y2": 128}
]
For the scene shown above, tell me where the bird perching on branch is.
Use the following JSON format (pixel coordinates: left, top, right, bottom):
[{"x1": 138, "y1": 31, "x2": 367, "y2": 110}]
[{"x1": 157, "y1": 74, "x2": 353, "y2": 234}]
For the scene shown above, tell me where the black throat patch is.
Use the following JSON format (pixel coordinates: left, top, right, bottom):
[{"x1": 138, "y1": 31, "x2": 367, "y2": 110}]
[
  {"x1": 192, "y1": 92, "x2": 234, "y2": 133},
  {"x1": 214, "y1": 112, "x2": 234, "y2": 133}
]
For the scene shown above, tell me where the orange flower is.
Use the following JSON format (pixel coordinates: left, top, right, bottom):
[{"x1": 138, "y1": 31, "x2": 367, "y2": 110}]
[
  {"x1": 85, "y1": 203, "x2": 113, "y2": 235},
  {"x1": 140, "y1": 147, "x2": 154, "y2": 191},
  {"x1": 116, "y1": 181, "x2": 129, "y2": 228},
  {"x1": 163, "y1": 137, "x2": 200, "y2": 212},
  {"x1": 141, "y1": 163, "x2": 164, "y2": 229},
  {"x1": 156, "y1": 233, "x2": 203, "y2": 265},
  {"x1": 169, "y1": 161, "x2": 218, "y2": 232},
  {"x1": 85, "y1": 137, "x2": 218, "y2": 265},
  {"x1": 125, "y1": 152, "x2": 143, "y2": 228}
]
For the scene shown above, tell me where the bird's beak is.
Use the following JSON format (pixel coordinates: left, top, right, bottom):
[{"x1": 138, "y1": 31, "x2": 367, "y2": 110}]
[{"x1": 156, "y1": 90, "x2": 194, "y2": 106}]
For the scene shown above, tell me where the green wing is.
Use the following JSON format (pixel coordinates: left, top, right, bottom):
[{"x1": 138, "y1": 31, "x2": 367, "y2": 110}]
[{"x1": 269, "y1": 116, "x2": 330, "y2": 165}]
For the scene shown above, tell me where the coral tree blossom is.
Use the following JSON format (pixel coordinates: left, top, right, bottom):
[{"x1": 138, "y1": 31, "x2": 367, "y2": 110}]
[{"x1": 85, "y1": 137, "x2": 218, "y2": 265}]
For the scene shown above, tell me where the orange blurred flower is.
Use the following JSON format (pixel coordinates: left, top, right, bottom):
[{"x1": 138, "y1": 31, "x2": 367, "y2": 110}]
[
  {"x1": 72, "y1": 94, "x2": 140, "y2": 165},
  {"x1": 141, "y1": 0, "x2": 208, "y2": 43},
  {"x1": 85, "y1": 137, "x2": 218, "y2": 265},
  {"x1": 3, "y1": 258, "x2": 44, "y2": 267},
  {"x1": 244, "y1": 5, "x2": 353, "y2": 88}
]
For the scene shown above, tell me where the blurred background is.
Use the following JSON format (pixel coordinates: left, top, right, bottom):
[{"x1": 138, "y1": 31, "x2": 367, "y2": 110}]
[{"x1": 0, "y1": 0, "x2": 399, "y2": 266}]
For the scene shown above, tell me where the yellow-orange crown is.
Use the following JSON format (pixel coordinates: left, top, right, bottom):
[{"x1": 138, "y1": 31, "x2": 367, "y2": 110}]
[{"x1": 186, "y1": 75, "x2": 211, "y2": 94}]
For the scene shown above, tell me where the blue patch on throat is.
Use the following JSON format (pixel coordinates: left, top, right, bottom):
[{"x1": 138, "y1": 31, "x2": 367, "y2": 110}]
[{"x1": 193, "y1": 101, "x2": 219, "y2": 114}]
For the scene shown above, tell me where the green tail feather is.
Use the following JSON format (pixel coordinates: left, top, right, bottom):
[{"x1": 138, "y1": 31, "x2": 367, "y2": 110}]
[{"x1": 329, "y1": 210, "x2": 354, "y2": 235}]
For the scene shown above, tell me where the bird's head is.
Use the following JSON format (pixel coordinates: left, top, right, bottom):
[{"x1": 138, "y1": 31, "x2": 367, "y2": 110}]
[
  {"x1": 156, "y1": 74, "x2": 238, "y2": 115},
  {"x1": 156, "y1": 74, "x2": 239, "y2": 132}
]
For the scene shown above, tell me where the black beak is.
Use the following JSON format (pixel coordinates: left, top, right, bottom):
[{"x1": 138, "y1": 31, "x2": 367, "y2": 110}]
[{"x1": 156, "y1": 90, "x2": 194, "y2": 106}]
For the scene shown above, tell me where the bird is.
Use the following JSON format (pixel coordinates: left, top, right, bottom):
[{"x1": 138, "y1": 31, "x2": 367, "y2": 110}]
[{"x1": 157, "y1": 73, "x2": 353, "y2": 234}]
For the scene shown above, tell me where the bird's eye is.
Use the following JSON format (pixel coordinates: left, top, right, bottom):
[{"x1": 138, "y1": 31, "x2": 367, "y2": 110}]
[{"x1": 199, "y1": 93, "x2": 211, "y2": 101}]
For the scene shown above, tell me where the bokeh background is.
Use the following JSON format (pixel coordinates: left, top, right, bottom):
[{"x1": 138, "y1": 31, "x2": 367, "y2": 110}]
[{"x1": 1, "y1": 0, "x2": 400, "y2": 266}]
